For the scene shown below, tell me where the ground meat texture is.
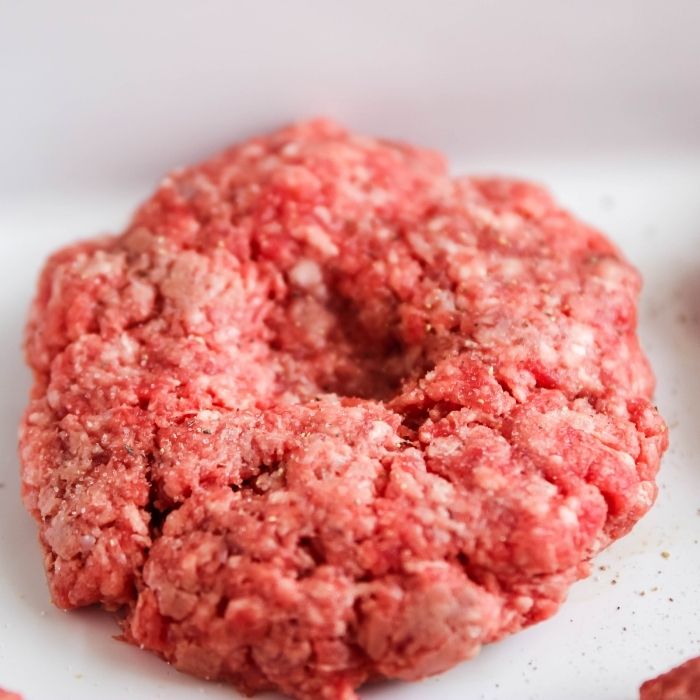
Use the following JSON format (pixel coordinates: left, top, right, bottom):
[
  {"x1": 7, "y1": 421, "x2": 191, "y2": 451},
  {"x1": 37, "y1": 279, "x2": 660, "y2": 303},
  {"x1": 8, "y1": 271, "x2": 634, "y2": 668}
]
[
  {"x1": 19, "y1": 119, "x2": 668, "y2": 700},
  {"x1": 641, "y1": 657, "x2": 700, "y2": 699}
]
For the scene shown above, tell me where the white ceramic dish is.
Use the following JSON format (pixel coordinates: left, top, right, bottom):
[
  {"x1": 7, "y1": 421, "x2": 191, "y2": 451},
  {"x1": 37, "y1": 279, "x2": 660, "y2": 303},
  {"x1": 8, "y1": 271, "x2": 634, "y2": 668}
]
[{"x1": 1, "y1": 3, "x2": 698, "y2": 699}]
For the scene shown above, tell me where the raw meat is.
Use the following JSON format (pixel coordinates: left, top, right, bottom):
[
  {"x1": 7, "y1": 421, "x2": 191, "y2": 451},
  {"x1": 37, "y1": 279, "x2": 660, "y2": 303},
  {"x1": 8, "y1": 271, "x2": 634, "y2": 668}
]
[
  {"x1": 19, "y1": 119, "x2": 668, "y2": 699},
  {"x1": 641, "y1": 656, "x2": 700, "y2": 699}
]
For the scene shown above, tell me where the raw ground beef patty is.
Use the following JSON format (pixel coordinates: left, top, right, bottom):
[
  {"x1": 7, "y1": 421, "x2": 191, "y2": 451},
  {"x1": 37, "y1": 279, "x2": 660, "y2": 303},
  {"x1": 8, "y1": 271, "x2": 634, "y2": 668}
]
[
  {"x1": 640, "y1": 656, "x2": 700, "y2": 699},
  {"x1": 19, "y1": 120, "x2": 668, "y2": 699},
  {"x1": 0, "y1": 690, "x2": 23, "y2": 700}
]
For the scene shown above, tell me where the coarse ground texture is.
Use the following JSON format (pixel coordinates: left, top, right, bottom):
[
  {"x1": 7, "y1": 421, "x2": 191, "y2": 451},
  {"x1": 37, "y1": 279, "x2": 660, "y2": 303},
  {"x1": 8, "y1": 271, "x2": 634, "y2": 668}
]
[
  {"x1": 640, "y1": 657, "x2": 700, "y2": 699},
  {"x1": 19, "y1": 119, "x2": 668, "y2": 700}
]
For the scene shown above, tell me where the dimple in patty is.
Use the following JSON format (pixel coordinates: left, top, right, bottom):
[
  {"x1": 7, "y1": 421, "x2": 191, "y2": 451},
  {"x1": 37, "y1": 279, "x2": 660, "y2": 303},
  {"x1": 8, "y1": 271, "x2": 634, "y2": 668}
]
[{"x1": 19, "y1": 120, "x2": 668, "y2": 700}]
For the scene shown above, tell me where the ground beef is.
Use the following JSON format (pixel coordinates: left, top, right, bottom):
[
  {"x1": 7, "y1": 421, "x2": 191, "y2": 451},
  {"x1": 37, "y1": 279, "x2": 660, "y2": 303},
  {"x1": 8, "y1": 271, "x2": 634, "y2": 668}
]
[
  {"x1": 0, "y1": 689, "x2": 23, "y2": 700},
  {"x1": 641, "y1": 657, "x2": 700, "y2": 699},
  {"x1": 19, "y1": 119, "x2": 668, "y2": 699}
]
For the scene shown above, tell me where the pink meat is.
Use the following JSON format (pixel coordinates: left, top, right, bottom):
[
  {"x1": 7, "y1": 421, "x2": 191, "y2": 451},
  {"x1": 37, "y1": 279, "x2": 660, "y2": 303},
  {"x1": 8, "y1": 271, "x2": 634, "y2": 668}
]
[
  {"x1": 0, "y1": 689, "x2": 23, "y2": 700},
  {"x1": 641, "y1": 657, "x2": 700, "y2": 700},
  {"x1": 19, "y1": 119, "x2": 667, "y2": 699}
]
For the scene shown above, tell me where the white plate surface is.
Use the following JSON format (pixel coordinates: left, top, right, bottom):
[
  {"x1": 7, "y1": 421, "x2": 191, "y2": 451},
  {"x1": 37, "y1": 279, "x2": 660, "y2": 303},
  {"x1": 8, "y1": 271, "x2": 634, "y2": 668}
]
[{"x1": 1, "y1": 3, "x2": 699, "y2": 699}]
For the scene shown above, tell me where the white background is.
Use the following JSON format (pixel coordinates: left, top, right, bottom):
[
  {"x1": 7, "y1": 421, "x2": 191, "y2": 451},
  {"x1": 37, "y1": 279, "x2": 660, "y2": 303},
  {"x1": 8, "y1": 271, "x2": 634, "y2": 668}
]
[{"x1": 1, "y1": 2, "x2": 699, "y2": 699}]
